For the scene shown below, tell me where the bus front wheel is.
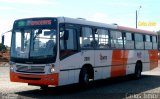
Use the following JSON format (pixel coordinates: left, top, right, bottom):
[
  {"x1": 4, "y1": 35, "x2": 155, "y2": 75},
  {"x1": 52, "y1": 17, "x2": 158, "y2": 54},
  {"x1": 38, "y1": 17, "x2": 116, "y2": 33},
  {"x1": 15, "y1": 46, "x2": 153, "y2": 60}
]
[
  {"x1": 79, "y1": 68, "x2": 90, "y2": 88},
  {"x1": 40, "y1": 85, "x2": 48, "y2": 90}
]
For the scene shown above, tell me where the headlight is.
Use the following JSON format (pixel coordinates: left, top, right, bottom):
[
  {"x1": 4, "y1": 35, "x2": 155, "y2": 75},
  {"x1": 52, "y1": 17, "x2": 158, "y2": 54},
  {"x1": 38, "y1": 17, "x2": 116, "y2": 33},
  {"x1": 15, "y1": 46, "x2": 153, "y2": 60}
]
[
  {"x1": 50, "y1": 67, "x2": 55, "y2": 73},
  {"x1": 46, "y1": 64, "x2": 55, "y2": 74},
  {"x1": 50, "y1": 64, "x2": 55, "y2": 73}
]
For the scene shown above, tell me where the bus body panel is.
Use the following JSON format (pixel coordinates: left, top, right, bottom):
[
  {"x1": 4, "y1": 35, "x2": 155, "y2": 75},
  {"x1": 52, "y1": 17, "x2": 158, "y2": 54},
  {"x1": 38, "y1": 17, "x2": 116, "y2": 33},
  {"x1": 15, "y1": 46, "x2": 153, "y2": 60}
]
[
  {"x1": 148, "y1": 50, "x2": 158, "y2": 70},
  {"x1": 59, "y1": 50, "x2": 94, "y2": 86},
  {"x1": 94, "y1": 50, "x2": 112, "y2": 80},
  {"x1": 143, "y1": 50, "x2": 151, "y2": 71}
]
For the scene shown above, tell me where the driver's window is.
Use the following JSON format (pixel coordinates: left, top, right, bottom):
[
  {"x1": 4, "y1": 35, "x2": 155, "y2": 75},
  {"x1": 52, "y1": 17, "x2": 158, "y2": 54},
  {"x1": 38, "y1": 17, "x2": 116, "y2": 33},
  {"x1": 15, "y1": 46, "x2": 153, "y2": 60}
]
[
  {"x1": 60, "y1": 24, "x2": 78, "y2": 60},
  {"x1": 60, "y1": 28, "x2": 77, "y2": 50}
]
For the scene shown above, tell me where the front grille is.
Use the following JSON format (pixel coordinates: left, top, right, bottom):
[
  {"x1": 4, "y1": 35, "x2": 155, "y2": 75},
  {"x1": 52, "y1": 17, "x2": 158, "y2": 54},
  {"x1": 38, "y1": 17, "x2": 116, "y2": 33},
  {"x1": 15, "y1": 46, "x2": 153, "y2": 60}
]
[
  {"x1": 19, "y1": 76, "x2": 41, "y2": 80},
  {"x1": 16, "y1": 65, "x2": 45, "y2": 74}
]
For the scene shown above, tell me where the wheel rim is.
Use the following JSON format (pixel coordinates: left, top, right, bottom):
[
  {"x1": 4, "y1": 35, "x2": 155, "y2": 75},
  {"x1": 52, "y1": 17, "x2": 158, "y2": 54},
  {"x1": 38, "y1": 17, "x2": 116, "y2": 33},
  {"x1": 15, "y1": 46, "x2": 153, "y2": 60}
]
[
  {"x1": 136, "y1": 69, "x2": 141, "y2": 77},
  {"x1": 84, "y1": 73, "x2": 89, "y2": 84}
]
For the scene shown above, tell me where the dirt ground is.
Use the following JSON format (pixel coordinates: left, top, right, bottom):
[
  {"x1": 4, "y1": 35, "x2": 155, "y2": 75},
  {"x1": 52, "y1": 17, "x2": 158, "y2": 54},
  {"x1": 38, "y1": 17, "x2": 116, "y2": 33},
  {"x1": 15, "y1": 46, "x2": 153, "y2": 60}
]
[{"x1": 0, "y1": 51, "x2": 9, "y2": 66}]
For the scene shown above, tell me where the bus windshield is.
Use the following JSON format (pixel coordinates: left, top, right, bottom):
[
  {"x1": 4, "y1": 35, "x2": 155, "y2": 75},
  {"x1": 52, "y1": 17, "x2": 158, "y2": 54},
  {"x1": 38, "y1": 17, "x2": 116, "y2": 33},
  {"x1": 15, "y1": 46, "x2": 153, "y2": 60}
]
[{"x1": 11, "y1": 28, "x2": 57, "y2": 59}]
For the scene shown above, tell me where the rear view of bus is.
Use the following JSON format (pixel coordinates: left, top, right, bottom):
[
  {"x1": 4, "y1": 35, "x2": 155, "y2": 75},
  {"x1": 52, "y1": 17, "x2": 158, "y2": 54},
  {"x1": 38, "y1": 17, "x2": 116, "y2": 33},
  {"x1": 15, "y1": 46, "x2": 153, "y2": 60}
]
[{"x1": 10, "y1": 18, "x2": 59, "y2": 88}]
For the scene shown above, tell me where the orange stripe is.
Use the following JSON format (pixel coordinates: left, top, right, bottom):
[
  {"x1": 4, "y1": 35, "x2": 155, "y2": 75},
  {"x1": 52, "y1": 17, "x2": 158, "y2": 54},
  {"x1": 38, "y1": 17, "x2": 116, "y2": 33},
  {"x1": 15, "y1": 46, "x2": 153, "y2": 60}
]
[
  {"x1": 149, "y1": 50, "x2": 158, "y2": 70},
  {"x1": 111, "y1": 50, "x2": 128, "y2": 77},
  {"x1": 123, "y1": 50, "x2": 129, "y2": 66}
]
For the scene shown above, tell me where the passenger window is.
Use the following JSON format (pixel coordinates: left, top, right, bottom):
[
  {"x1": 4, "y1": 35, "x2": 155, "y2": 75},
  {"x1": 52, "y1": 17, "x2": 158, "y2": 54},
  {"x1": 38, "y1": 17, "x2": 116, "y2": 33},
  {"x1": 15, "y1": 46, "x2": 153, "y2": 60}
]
[
  {"x1": 135, "y1": 34, "x2": 144, "y2": 49},
  {"x1": 124, "y1": 32, "x2": 134, "y2": 49},
  {"x1": 144, "y1": 35, "x2": 152, "y2": 49},
  {"x1": 80, "y1": 27, "x2": 93, "y2": 48},
  {"x1": 146, "y1": 35, "x2": 151, "y2": 42},
  {"x1": 152, "y1": 36, "x2": 157, "y2": 49},
  {"x1": 95, "y1": 29, "x2": 109, "y2": 49},
  {"x1": 110, "y1": 30, "x2": 123, "y2": 49}
]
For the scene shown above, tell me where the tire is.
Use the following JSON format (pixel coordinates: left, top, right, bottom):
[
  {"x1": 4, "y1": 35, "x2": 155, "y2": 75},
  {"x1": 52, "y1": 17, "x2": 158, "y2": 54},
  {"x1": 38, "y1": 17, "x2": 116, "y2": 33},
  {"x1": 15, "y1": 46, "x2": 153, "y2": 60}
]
[
  {"x1": 40, "y1": 85, "x2": 48, "y2": 90},
  {"x1": 134, "y1": 63, "x2": 142, "y2": 79},
  {"x1": 79, "y1": 68, "x2": 90, "y2": 88}
]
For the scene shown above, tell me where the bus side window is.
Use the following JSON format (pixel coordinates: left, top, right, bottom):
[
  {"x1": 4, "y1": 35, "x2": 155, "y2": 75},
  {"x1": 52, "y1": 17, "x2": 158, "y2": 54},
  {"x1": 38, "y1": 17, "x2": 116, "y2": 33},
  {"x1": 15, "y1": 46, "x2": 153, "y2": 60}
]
[
  {"x1": 110, "y1": 30, "x2": 123, "y2": 49},
  {"x1": 135, "y1": 33, "x2": 144, "y2": 49},
  {"x1": 124, "y1": 32, "x2": 134, "y2": 49},
  {"x1": 95, "y1": 28, "x2": 109, "y2": 49},
  {"x1": 144, "y1": 35, "x2": 152, "y2": 50},
  {"x1": 80, "y1": 27, "x2": 93, "y2": 48},
  {"x1": 152, "y1": 36, "x2": 157, "y2": 49}
]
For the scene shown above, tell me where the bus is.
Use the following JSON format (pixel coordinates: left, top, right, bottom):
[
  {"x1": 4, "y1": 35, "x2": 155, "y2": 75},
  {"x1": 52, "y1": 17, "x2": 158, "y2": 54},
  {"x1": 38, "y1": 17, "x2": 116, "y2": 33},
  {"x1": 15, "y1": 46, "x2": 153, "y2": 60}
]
[{"x1": 10, "y1": 17, "x2": 158, "y2": 89}]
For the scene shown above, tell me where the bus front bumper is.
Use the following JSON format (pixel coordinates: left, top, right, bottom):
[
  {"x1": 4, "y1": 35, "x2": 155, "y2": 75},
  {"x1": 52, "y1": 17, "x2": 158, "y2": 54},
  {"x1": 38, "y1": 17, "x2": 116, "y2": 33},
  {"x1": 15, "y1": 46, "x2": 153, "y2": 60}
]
[{"x1": 10, "y1": 71, "x2": 59, "y2": 86}]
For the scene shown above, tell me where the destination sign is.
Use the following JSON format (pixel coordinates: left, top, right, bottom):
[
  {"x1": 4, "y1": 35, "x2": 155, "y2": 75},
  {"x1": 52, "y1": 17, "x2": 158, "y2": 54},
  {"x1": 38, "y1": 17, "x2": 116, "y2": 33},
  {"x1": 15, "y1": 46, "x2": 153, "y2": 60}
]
[
  {"x1": 13, "y1": 18, "x2": 57, "y2": 29},
  {"x1": 30, "y1": 20, "x2": 51, "y2": 26}
]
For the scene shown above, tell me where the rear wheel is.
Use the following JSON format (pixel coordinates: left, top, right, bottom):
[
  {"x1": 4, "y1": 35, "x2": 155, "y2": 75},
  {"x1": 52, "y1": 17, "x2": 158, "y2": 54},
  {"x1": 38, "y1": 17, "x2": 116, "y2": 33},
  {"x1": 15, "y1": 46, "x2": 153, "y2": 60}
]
[{"x1": 134, "y1": 62, "x2": 142, "y2": 79}]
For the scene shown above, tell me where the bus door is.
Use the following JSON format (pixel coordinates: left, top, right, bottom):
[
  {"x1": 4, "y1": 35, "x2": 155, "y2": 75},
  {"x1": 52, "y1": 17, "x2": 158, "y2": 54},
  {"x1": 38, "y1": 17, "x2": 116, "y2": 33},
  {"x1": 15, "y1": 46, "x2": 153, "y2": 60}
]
[{"x1": 59, "y1": 24, "x2": 80, "y2": 85}]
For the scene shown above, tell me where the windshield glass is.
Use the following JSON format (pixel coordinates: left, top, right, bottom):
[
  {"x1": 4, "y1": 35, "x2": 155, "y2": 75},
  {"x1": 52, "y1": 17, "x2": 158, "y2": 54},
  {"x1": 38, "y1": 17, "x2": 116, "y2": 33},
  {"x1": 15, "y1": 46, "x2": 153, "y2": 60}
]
[{"x1": 11, "y1": 29, "x2": 57, "y2": 59}]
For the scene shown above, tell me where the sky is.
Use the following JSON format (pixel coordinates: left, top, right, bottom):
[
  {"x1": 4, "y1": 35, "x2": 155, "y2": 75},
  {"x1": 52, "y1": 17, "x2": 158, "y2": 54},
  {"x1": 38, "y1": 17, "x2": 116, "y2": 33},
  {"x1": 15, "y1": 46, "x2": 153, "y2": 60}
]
[{"x1": 0, "y1": 0, "x2": 159, "y2": 46}]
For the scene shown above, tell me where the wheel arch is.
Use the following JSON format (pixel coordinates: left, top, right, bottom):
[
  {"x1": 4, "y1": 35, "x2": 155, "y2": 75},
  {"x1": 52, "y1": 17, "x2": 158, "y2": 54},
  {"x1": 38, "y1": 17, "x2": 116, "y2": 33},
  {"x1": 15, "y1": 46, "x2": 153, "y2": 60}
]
[{"x1": 79, "y1": 64, "x2": 94, "y2": 80}]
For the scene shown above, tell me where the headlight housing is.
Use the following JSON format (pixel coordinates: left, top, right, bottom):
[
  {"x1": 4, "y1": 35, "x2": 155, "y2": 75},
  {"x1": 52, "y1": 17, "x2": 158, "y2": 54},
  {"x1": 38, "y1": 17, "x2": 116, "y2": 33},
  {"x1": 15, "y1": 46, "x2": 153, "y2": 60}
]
[
  {"x1": 9, "y1": 61, "x2": 16, "y2": 71},
  {"x1": 46, "y1": 64, "x2": 55, "y2": 74},
  {"x1": 50, "y1": 64, "x2": 55, "y2": 73}
]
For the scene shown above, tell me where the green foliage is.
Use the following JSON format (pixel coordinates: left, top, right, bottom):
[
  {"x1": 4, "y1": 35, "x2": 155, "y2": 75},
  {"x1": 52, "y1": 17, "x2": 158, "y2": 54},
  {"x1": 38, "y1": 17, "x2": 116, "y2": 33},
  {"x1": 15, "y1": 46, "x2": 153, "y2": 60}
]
[{"x1": 0, "y1": 43, "x2": 7, "y2": 52}]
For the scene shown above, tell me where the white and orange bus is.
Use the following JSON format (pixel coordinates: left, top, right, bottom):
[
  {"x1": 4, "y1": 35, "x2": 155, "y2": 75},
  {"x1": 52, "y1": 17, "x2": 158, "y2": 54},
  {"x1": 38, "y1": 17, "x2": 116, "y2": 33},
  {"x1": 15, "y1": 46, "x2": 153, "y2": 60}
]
[{"x1": 10, "y1": 17, "x2": 158, "y2": 89}]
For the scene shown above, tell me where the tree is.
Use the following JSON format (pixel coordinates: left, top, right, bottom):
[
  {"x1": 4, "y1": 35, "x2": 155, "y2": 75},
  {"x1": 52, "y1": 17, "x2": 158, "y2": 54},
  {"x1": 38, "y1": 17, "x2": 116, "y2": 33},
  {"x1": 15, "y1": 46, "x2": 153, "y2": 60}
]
[{"x1": 0, "y1": 43, "x2": 7, "y2": 52}]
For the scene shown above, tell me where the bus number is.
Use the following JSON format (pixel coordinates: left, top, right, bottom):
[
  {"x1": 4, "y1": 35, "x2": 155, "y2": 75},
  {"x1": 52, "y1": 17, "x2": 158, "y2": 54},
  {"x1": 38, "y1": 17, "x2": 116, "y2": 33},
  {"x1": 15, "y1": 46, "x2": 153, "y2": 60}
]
[{"x1": 84, "y1": 57, "x2": 90, "y2": 61}]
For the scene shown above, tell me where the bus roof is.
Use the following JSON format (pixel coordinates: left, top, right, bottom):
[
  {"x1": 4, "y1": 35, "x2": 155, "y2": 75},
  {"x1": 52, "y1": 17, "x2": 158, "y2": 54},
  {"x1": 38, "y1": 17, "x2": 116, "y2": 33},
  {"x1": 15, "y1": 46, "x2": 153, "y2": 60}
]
[
  {"x1": 59, "y1": 17, "x2": 156, "y2": 35},
  {"x1": 117, "y1": 26, "x2": 157, "y2": 35},
  {"x1": 13, "y1": 17, "x2": 157, "y2": 35},
  {"x1": 58, "y1": 17, "x2": 117, "y2": 29}
]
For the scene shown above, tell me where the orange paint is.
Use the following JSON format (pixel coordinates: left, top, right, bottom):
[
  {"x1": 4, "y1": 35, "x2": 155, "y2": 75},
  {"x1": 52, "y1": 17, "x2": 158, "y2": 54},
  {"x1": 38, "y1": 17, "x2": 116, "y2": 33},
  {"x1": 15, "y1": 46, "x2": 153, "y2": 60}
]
[
  {"x1": 111, "y1": 50, "x2": 128, "y2": 77},
  {"x1": 10, "y1": 71, "x2": 59, "y2": 86},
  {"x1": 149, "y1": 50, "x2": 158, "y2": 70}
]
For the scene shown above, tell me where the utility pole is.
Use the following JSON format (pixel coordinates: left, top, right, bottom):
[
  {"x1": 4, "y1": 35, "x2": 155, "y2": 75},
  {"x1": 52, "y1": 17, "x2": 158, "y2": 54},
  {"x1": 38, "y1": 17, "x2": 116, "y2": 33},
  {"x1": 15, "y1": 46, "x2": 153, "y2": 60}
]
[
  {"x1": 136, "y1": 10, "x2": 138, "y2": 28},
  {"x1": 136, "y1": 6, "x2": 142, "y2": 29}
]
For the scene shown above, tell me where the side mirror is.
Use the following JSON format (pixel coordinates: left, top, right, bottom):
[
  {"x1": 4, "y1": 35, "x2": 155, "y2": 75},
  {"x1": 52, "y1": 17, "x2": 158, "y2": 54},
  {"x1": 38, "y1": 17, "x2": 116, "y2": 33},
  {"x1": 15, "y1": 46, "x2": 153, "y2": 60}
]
[
  {"x1": 37, "y1": 29, "x2": 42, "y2": 35},
  {"x1": 2, "y1": 35, "x2": 4, "y2": 45}
]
